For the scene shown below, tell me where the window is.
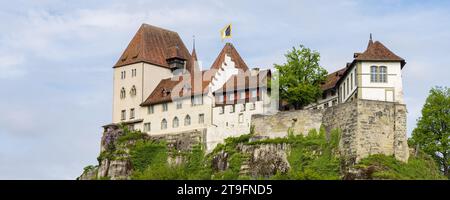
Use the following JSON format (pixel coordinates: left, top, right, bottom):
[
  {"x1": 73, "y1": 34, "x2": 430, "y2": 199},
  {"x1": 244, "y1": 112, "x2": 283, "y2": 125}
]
[
  {"x1": 128, "y1": 124, "x2": 135, "y2": 131},
  {"x1": 218, "y1": 94, "x2": 224, "y2": 103},
  {"x1": 230, "y1": 105, "x2": 235, "y2": 113},
  {"x1": 191, "y1": 96, "x2": 203, "y2": 106},
  {"x1": 379, "y1": 66, "x2": 387, "y2": 83},
  {"x1": 370, "y1": 66, "x2": 387, "y2": 83},
  {"x1": 148, "y1": 106, "x2": 154, "y2": 114},
  {"x1": 172, "y1": 117, "x2": 179, "y2": 128},
  {"x1": 219, "y1": 106, "x2": 224, "y2": 114},
  {"x1": 350, "y1": 73, "x2": 353, "y2": 91},
  {"x1": 161, "y1": 119, "x2": 167, "y2": 130},
  {"x1": 343, "y1": 82, "x2": 346, "y2": 97},
  {"x1": 241, "y1": 104, "x2": 246, "y2": 112},
  {"x1": 131, "y1": 69, "x2": 137, "y2": 77},
  {"x1": 238, "y1": 113, "x2": 244, "y2": 123},
  {"x1": 240, "y1": 91, "x2": 245, "y2": 99},
  {"x1": 199, "y1": 114, "x2": 204, "y2": 124},
  {"x1": 184, "y1": 115, "x2": 191, "y2": 126},
  {"x1": 144, "y1": 123, "x2": 151, "y2": 132},
  {"x1": 162, "y1": 103, "x2": 168, "y2": 112},
  {"x1": 130, "y1": 108, "x2": 135, "y2": 119},
  {"x1": 370, "y1": 66, "x2": 378, "y2": 82},
  {"x1": 229, "y1": 93, "x2": 235, "y2": 102},
  {"x1": 130, "y1": 85, "x2": 137, "y2": 96},
  {"x1": 121, "y1": 110, "x2": 126, "y2": 120},
  {"x1": 121, "y1": 71, "x2": 126, "y2": 79},
  {"x1": 176, "y1": 101, "x2": 182, "y2": 109},
  {"x1": 251, "y1": 89, "x2": 257, "y2": 98},
  {"x1": 120, "y1": 88, "x2": 126, "y2": 99},
  {"x1": 346, "y1": 78, "x2": 349, "y2": 95}
]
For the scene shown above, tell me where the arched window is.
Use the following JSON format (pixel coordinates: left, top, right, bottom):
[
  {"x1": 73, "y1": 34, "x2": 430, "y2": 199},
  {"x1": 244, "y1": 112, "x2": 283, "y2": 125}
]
[
  {"x1": 184, "y1": 115, "x2": 191, "y2": 126},
  {"x1": 161, "y1": 119, "x2": 167, "y2": 130},
  {"x1": 173, "y1": 117, "x2": 179, "y2": 128},
  {"x1": 370, "y1": 66, "x2": 378, "y2": 82},
  {"x1": 130, "y1": 85, "x2": 137, "y2": 96},
  {"x1": 379, "y1": 66, "x2": 387, "y2": 83},
  {"x1": 120, "y1": 87, "x2": 126, "y2": 99}
]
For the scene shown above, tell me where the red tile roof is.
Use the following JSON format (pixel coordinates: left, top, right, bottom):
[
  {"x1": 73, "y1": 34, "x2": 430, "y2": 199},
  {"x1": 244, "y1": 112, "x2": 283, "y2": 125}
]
[
  {"x1": 210, "y1": 43, "x2": 249, "y2": 71},
  {"x1": 354, "y1": 40, "x2": 406, "y2": 68},
  {"x1": 140, "y1": 70, "x2": 215, "y2": 106},
  {"x1": 321, "y1": 67, "x2": 347, "y2": 91},
  {"x1": 114, "y1": 24, "x2": 196, "y2": 74}
]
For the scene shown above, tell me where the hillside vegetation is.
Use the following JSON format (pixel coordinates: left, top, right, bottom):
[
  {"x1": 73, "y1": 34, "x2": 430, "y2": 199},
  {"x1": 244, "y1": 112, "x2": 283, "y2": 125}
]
[{"x1": 83, "y1": 127, "x2": 445, "y2": 180}]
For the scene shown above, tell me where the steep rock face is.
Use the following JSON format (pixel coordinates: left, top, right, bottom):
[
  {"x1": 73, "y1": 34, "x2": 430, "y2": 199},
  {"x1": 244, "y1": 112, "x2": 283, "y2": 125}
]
[
  {"x1": 211, "y1": 150, "x2": 229, "y2": 171},
  {"x1": 78, "y1": 167, "x2": 98, "y2": 180},
  {"x1": 239, "y1": 143, "x2": 291, "y2": 177},
  {"x1": 78, "y1": 125, "x2": 204, "y2": 180},
  {"x1": 211, "y1": 143, "x2": 291, "y2": 178}
]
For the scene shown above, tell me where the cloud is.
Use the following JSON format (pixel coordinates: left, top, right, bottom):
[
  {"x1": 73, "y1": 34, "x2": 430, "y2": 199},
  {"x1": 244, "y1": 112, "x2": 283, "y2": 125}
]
[
  {"x1": 0, "y1": 0, "x2": 449, "y2": 179},
  {"x1": 0, "y1": 54, "x2": 26, "y2": 79}
]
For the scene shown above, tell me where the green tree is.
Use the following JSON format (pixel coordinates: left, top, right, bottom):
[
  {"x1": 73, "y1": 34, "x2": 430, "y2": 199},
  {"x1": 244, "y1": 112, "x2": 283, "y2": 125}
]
[
  {"x1": 410, "y1": 86, "x2": 450, "y2": 178},
  {"x1": 275, "y1": 45, "x2": 328, "y2": 109}
]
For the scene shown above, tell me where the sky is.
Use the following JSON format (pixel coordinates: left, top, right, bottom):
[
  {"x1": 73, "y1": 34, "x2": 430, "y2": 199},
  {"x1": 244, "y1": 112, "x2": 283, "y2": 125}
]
[{"x1": 0, "y1": 0, "x2": 449, "y2": 179}]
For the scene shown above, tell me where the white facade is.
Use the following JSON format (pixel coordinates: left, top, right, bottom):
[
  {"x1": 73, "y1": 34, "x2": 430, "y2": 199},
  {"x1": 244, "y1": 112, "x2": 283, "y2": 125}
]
[
  {"x1": 112, "y1": 62, "x2": 172, "y2": 123},
  {"x1": 337, "y1": 61, "x2": 403, "y2": 104},
  {"x1": 111, "y1": 53, "x2": 273, "y2": 152},
  {"x1": 310, "y1": 40, "x2": 405, "y2": 109},
  {"x1": 359, "y1": 61, "x2": 403, "y2": 104}
]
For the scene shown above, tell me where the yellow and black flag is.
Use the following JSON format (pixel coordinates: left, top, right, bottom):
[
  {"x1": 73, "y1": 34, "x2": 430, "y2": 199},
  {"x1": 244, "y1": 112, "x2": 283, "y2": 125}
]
[{"x1": 220, "y1": 24, "x2": 232, "y2": 41}]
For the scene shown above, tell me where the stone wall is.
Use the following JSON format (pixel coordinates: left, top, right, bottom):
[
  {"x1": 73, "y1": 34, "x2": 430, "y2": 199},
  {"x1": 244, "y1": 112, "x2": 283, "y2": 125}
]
[
  {"x1": 251, "y1": 109, "x2": 323, "y2": 138},
  {"x1": 251, "y1": 99, "x2": 409, "y2": 164}
]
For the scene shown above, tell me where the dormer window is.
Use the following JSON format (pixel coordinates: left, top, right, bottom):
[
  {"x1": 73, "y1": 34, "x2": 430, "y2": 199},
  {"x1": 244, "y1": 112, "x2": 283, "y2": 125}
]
[
  {"x1": 166, "y1": 45, "x2": 186, "y2": 76},
  {"x1": 183, "y1": 84, "x2": 191, "y2": 94},
  {"x1": 162, "y1": 88, "x2": 171, "y2": 97}
]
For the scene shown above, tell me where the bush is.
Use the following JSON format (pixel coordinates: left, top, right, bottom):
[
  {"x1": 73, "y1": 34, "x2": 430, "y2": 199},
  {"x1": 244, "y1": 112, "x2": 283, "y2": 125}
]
[
  {"x1": 356, "y1": 153, "x2": 446, "y2": 180},
  {"x1": 130, "y1": 140, "x2": 168, "y2": 172}
]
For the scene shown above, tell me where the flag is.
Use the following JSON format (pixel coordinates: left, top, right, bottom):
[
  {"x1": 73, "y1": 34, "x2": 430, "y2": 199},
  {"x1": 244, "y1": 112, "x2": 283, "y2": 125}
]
[{"x1": 220, "y1": 24, "x2": 232, "y2": 41}]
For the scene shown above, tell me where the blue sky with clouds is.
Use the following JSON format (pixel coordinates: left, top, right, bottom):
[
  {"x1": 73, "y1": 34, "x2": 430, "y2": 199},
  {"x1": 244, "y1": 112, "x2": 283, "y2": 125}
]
[{"x1": 0, "y1": 0, "x2": 449, "y2": 179}]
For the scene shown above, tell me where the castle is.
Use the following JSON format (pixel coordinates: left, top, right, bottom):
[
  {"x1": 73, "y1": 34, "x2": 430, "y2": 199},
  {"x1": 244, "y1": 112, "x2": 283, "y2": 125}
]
[
  {"x1": 107, "y1": 24, "x2": 274, "y2": 151},
  {"x1": 106, "y1": 23, "x2": 407, "y2": 154}
]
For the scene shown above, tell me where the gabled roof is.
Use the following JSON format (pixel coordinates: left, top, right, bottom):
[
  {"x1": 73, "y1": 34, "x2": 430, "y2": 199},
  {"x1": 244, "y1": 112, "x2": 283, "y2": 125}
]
[
  {"x1": 354, "y1": 40, "x2": 406, "y2": 68},
  {"x1": 214, "y1": 70, "x2": 271, "y2": 94},
  {"x1": 210, "y1": 43, "x2": 249, "y2": 71},
  {"x1": 114, "y1": 24, "x2": 196, "y2": 74},
  {"x1": 321, "y1": 67, "x2": 347, "y2": 91},
  {"x1": 140, "y1": 70, "x2": 215, "y2": 106}
]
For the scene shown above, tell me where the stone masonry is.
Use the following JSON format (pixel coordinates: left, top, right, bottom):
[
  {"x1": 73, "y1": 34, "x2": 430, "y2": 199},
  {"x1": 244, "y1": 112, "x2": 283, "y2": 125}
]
[{"x1": 252, "y1": 99, "x2": 409, "y2": 164}]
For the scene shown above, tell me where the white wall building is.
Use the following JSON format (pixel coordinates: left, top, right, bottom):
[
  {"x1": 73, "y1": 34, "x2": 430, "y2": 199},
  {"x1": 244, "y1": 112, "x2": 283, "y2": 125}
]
[
  {"x1": 108, "y1": 24, "x2": 273, "y2": 152},
  {"x1": 308, "y1": 36, "x2": 406, "y2": 109}
]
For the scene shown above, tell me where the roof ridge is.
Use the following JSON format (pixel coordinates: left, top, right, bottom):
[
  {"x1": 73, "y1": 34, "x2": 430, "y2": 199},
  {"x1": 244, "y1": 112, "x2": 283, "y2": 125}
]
[
  {"x1": 210, "y1": 43, "x2": 249, "y2": 71},
  {"x1": 141, "y1": 23, "x2": 178, "y2": 33}
]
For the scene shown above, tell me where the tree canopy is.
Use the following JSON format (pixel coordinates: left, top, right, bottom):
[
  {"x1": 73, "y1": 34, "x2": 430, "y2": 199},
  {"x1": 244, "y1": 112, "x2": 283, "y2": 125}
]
[
  {"x1": 275, "y1": 45, "x2": 328, "y2": 109},
  {"x1": 409, "y1": 86, "x2": 450, "y2": 178}
]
